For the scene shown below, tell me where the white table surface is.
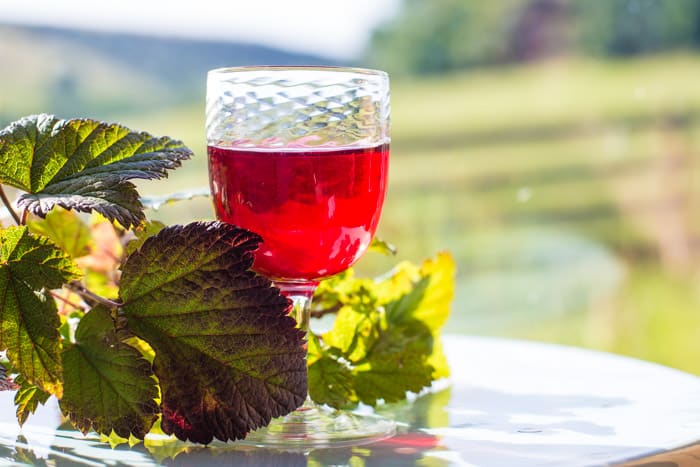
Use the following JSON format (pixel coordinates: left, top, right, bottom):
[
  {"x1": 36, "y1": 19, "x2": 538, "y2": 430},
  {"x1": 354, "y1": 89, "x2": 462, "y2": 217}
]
[{"x1": 2, "y1": 335, "x2": 700, "y2": 466}]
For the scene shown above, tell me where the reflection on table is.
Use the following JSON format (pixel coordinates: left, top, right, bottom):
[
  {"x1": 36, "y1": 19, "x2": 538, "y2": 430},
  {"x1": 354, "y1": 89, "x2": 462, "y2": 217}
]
[{"x1": 3, "y1": 335, "x2": 700, "y2": 466}]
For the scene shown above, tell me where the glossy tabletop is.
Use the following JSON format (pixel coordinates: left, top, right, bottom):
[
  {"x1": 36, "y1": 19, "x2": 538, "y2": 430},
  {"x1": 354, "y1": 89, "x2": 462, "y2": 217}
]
[{"x1": 2, "y1": 335, "x2": 700, "y2": 466}]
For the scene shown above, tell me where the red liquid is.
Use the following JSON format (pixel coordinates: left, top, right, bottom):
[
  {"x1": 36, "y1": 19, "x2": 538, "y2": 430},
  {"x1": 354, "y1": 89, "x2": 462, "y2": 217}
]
[{"x1": 208, "y1": 144, "x2": 389, "y2": 281}]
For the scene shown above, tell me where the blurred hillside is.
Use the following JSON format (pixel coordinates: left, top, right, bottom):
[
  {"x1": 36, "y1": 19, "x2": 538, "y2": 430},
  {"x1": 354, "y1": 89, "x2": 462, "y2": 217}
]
[{"x1": 0, "y1": 24, "x2": 332, "y2": 123}]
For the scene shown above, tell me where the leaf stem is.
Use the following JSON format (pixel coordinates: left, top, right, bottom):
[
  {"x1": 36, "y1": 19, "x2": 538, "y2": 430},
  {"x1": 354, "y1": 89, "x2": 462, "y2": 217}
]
[
  {"x1": 309, "y1": 303, "x2": 343, "y2": 319},
  {"x1": 0, "y1": 185, "x2": 21, "y2": 225},
  {"x1": 67, "y1": 281, "x2": 121, "y2": 309},
  {"x1": 49, "y1": 290, "x2": 86, "y2": 313}
]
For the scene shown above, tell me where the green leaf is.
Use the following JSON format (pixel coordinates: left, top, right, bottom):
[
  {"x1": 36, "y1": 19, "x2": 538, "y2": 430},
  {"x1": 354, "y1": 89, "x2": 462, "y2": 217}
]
[
  {"x1": 310, "y1": 270, "x2": 356, "y2": 314},
  {"x1": 60, "y1": 305, "x2": 159, "y2": 439},
  {"x1": 0, "y1": 226, "x2": 81, "y2": 396},
  {"x1": 0, "y1": 362, "x2": 18, "y2": 391},
  {"x1": 21, "y1": 179, "x2": 145, "y2": 230},
  {"x1": 124, "y1": 220, "x2": 165, "y2": 257},
  {"x1": 0, "y1": 114, "x2": 192, "y2": 228},
  {"x1": 352, "y1": 323, "x2": 436, "y2": 405},
  {"x1": 120, "y1": 221, "x2": 307, "y2": 444},
  {"x1": 0, "y1": 225, "x2": 82, "y2": 290},
  {"x1": 13, "y1": 375, "x2": 50, "y2": 426},
  {"x1": 307, "y1": 334, "x2": 356, "y2": 409},
  {"x1": 27, "y1": 207, "x2": 92, "y2": 258},
  {"x1": 309, "y1": 252, "x2": 456, "y2": 408},
  {"x1": 321, "y1": 287, "x2": 383, "y2": 363},
  {"x1": 381, "y1": 252, "x2": 456, "y2": 333},
  {"x1": 368, "y1": 237, "x2": 397, "y2": 256},
  {"x1": 319, "y1": 303, "x2": 436, "y2": 406}
]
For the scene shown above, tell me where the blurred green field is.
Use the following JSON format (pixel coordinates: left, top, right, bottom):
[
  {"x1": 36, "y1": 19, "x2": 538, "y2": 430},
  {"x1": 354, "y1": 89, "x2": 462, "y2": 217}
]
[{"x1": 109, "y1": 53, "x2": 700, "y2": 374}]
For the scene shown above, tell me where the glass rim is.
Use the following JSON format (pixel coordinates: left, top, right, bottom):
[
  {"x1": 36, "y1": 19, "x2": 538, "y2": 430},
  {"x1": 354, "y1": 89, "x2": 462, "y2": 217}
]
[{"x1": 207, "y1": 65, "x2": 389, "y2": 79}]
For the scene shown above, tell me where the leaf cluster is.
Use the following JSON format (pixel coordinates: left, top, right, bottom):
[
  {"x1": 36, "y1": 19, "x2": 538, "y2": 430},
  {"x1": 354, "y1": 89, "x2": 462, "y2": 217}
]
[
  {"x1": 309, "y1": 253, "x2": 455, "y2": 408},
  {"x1": 0, "y1": 115, "x2": 306, "y2": 444},
  {"x1": 0, "y1": 114, "x2": 456, "y2": 447}
]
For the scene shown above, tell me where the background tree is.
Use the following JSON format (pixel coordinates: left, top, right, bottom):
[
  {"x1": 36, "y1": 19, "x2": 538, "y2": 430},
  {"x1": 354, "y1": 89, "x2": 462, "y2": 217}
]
[{"x1": 364, "y1": 0, "x2": 700, "y2": 75}]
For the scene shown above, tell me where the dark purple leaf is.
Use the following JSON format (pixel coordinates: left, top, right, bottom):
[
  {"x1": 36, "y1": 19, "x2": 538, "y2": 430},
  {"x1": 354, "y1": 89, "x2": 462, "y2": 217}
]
[{"x1": 120, "y1": 221, "x2": 307, "y2": 443}]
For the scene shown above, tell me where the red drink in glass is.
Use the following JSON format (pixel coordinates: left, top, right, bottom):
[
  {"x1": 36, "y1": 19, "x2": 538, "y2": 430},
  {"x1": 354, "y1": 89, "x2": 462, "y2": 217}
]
[{"x1": 208, "y1": 143, "x2": 389, "y2": 281}]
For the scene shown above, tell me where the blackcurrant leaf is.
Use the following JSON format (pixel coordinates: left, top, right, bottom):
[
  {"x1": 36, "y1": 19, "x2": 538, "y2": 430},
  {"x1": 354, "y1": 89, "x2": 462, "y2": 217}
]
[
  {"x1": 0, "y1": 114, "x2": 192, "y2": 228},
  {"x1": 60, "y1": 305, "x2": 159, "y2": 438},
  {"x1": 13, "y1": 375, "x2": 50, "y2": 426},
  {"x1": 0, "y1": 226, "x2": 81, "y2": 396},
  {"x1": 309, "y1": 253, "x2": 455, "y2": 408},
  {"x1": 307, "y1": 334, "x2": 356, "y2": 409},
  {"x1": 120, "y1": 221, "x2": 306, "y2": 444}
]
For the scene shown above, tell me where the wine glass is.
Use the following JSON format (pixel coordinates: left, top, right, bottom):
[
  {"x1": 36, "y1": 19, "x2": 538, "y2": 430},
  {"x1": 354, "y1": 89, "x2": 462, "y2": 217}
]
[{"x1": 206, "y1": 66, "x2": 394, "y2": 447}]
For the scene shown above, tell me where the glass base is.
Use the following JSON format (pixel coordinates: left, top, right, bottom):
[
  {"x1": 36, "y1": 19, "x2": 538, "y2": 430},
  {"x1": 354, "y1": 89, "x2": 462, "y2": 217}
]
[{"x1": 239, "y1": 400, "x2": 396, "y2": 449}]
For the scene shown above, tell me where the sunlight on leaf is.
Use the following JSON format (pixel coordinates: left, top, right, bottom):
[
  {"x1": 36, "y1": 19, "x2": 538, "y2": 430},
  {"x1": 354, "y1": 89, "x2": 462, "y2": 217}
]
[
  {"x1": 369, "y1": 237, "x2": 398, "y2": 256},
  {"x1": 0, "y1": 114, "x2": 192, "y2": 228},
  {"x1": 27, "y1": 207, "x2": 92, "y2": 259},
  {"x1": 0, "y1": 226, "x2": 81, "y2": 396},
  {"x1": 380, "y1": 252, "x2": 456, "y2": 333},
  {"x1": 13, "y1": 375, "x2": 51, "y2": 425},
  {"x1": 122, "y1": 335, "x2": 156, "y2": 365},
  {"x1": 309, "y1": 252, "x2": 455, "y2": 408}
]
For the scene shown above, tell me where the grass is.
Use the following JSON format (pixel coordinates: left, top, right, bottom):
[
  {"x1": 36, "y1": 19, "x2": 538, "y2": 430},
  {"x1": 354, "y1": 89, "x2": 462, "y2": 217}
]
[{"x1": 390, "y1": 52, "x2": 700, "y2": 145}]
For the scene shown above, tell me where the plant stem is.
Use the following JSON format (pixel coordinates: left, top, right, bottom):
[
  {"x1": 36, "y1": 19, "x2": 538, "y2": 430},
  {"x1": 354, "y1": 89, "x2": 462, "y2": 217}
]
[
  {"x1": 0, "y1": 185, "x2": 21, "y2": 225},
  {"x1": 49, "y1": 290, "x2": 86, "y2": 312},
  {"x1": 67, "y1": 281, "x2": 121, "y2": 309},
  {"x1": 20, "y1": 209, "x2": 28, "y2": 225},
  {"x1": 309, "y1": 303, "x2": 342, "y2": 319}
]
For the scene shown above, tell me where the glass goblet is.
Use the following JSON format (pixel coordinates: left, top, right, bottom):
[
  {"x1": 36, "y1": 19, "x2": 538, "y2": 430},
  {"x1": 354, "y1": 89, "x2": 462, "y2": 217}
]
[{"x1": 206, "y1": 66, "x2": 394, "y2": 448}]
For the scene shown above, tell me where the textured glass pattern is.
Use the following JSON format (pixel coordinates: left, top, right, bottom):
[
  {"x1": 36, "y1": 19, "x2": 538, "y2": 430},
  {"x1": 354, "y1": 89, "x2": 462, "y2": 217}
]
[{"x1": 206, "y1": 67, "x2": 390, "y2": 148}]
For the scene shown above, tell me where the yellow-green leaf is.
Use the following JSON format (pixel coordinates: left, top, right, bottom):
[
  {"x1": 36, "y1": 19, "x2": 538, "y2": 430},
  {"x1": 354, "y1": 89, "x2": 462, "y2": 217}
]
[
  {"x1": 27, "y1": 207, "x2": 92, "y2": 259},
  {"x1": 13, "y1": 375, "x2": 50, "y2": 426},
  {"x1": 0, "y1": 226, "x2": 81, "y2": 396},
  {"x1": 382, "y1": 252, "x2": 456, "y2": 333},
  {"x1": 309, "y1": 252, "x2": 456, "y2": 408}
]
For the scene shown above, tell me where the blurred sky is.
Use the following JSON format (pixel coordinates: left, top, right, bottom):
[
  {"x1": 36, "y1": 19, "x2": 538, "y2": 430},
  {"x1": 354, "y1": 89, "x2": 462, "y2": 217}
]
[{"x1": 0, "y1": 0, "x2": 401, "y2": 59}]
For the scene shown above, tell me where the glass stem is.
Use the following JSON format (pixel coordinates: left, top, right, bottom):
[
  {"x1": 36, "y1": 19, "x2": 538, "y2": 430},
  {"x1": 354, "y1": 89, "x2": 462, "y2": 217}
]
[
  {"x1": 274, "y1": 280, "x2": 318, "y2": 337},
  {"x1": 243, "y1": 280, "x2": 397, "y2": 446},
  {"x1": 275, "y1": 281, "x2": 318, "y2": 407}
]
